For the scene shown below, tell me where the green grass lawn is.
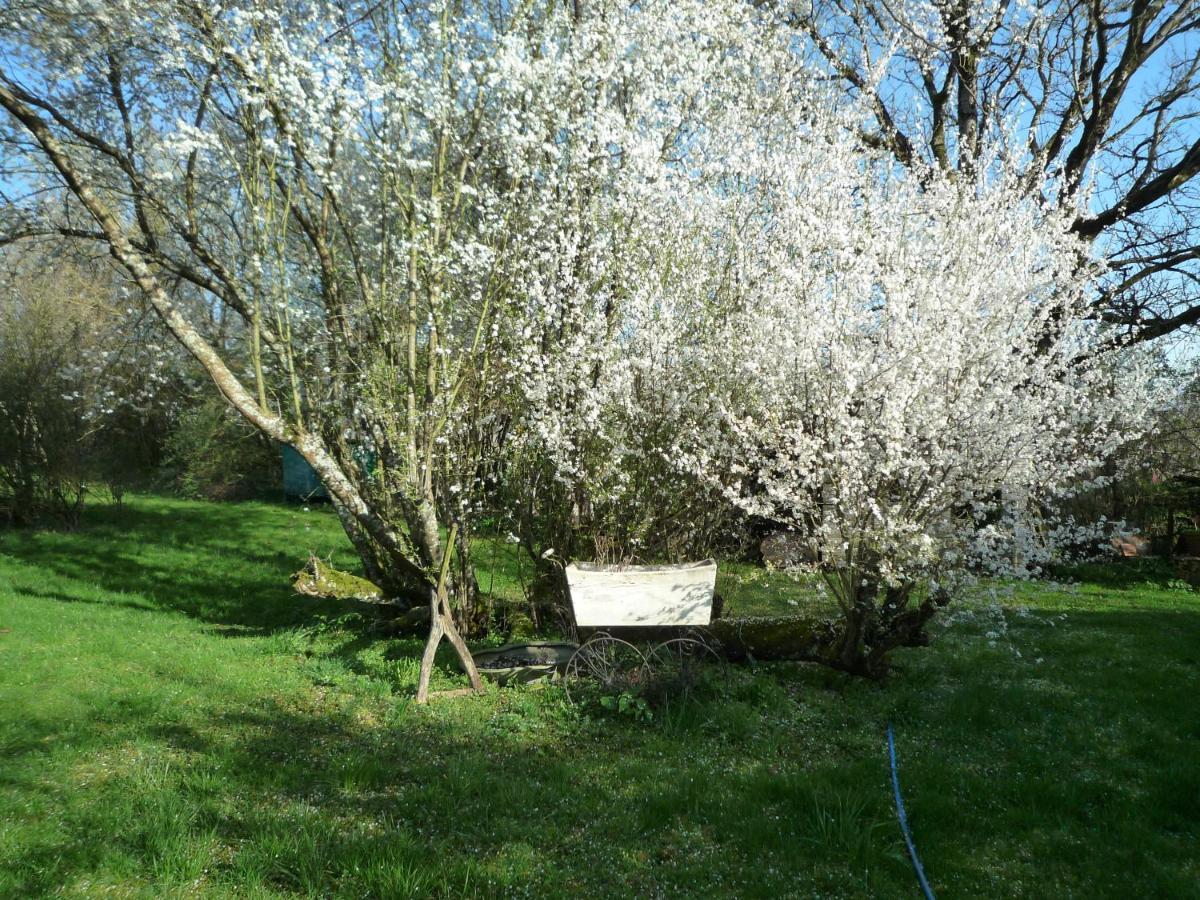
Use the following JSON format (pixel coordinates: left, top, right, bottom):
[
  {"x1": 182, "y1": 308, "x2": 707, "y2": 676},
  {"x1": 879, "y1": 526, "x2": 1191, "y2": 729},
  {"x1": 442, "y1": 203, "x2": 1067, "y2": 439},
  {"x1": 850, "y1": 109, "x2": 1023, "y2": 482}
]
[{"x1": 1, "y1": 495, "x2": 1197, "y2": 897}]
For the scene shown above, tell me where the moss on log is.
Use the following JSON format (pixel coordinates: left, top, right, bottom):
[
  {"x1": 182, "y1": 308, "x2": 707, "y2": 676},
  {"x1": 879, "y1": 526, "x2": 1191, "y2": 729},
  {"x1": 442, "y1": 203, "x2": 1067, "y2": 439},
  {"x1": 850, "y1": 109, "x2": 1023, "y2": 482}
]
[
  {"x1": 292, "y1": 555, "x2": 385, "y2": 602},
  {"x1": 291, "y1": 556, "x2": 435, "y2": 633}
]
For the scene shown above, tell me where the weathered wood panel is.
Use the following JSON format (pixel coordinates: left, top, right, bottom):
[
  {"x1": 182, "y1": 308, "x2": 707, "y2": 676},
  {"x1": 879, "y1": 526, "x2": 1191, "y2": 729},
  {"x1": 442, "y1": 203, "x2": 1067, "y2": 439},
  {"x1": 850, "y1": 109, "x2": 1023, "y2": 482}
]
[{"x1": 566, "y1": 560, "x2": 717, "y2": 627}]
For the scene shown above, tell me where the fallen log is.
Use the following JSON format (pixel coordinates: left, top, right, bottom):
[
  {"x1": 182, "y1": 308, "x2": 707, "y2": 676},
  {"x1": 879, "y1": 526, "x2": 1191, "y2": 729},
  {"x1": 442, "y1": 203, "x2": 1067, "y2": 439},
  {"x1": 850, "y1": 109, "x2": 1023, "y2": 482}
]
[
  {"x1": 291, "y1": 557, "x2": 433, "y2": 634},
  {"x1": 292, "y1": 554, "x2": 387, "y2": 602},
  {"x1": 704, "y1": 614, "x2": 839, "y2": 662},
  {"x1": 580, "y1": 612, "x2": 935, "y2": 676}
]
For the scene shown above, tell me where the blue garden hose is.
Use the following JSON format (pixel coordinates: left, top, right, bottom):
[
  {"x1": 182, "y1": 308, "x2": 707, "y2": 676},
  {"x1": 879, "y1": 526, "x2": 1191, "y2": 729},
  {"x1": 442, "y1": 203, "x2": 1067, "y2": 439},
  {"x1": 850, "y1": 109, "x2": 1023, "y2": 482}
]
[{"x1": 888, "y1": 722, "x2": 936, "y2": 900}]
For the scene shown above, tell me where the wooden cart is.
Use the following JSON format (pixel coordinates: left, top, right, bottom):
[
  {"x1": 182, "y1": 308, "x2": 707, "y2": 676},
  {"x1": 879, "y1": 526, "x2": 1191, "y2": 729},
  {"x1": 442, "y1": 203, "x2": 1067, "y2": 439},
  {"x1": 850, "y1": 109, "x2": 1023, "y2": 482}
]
[{"x1": 562, "y1": 559, "x2": 723, "y2": 702}]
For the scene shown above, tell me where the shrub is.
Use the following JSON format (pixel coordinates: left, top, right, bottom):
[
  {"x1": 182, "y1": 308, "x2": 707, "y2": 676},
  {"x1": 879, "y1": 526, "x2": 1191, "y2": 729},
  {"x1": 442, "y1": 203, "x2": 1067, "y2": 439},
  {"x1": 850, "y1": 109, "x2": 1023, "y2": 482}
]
[
  {"x1": 0, "y1": 254, "x2": 112, "y2": 525},
  {"x1": 0, "y1": 247, "x2": 188, "y2": 525},
  {"x1": 162, "y1": 397, "x2": 278, "y2": 501}
]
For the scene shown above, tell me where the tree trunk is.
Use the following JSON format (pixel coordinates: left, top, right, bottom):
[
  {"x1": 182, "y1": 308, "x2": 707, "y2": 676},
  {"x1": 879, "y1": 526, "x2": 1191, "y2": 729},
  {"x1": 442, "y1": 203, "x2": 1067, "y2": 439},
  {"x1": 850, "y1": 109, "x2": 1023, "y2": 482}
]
[
  {"x1": 1166, "y1": 502, "x2": 1176, "y2": 558},
  {"x1": 405, "y1": 495, "x2": 442, "y2": 569},
  {"x1": 452, "y1": 526, "x2": 489, "y2": 636},
  {"x1": 701, "y1": 580, "x2": 950, "y2": 679}
]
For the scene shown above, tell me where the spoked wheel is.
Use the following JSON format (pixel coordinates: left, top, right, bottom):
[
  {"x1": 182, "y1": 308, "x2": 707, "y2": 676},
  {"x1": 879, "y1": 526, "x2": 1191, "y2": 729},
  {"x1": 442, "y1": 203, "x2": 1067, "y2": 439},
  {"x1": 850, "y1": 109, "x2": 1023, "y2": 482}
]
[
  {"x1": 644, "y1": 634, "x2": 728, "y2": 703},
  {"x1": 563, "y1": 632, "x2": 649, "y2": 705}
]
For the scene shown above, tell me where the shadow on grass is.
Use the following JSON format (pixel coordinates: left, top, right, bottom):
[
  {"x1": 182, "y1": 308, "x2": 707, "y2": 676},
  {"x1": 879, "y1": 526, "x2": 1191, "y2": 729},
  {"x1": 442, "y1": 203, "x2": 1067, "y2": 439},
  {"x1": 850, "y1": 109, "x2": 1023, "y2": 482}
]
[
  {"x1": 0, "y1": 679, "x2": 908, "y2": 897},
  {"x1": 1048, "y1": 556, "x2": 1189, "y2": 590},
  {"x1": 3, "y1": 499, "x2": 1200, "y2": 895},
  {"x1": 0, "y1": 497, "x2": 372, "y2": 634}
]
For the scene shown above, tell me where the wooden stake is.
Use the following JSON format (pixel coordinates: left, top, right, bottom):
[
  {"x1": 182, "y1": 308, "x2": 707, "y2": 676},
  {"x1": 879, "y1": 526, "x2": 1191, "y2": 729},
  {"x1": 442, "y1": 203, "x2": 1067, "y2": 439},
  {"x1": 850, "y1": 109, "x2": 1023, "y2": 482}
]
[{"x1": 415, "y1": 524, "x2": 484, "y2": 704}]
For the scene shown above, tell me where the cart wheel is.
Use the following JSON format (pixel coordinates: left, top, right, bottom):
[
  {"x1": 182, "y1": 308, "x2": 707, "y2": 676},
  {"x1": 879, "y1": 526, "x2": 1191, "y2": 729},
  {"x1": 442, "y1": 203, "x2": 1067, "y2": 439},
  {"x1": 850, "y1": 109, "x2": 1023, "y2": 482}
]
[
  {"x1": 563, "y1": 633, "x2": 649, "y2": 705},
  {"x1": 645, "y1": 635, "x2": 728, "y2": 702}
]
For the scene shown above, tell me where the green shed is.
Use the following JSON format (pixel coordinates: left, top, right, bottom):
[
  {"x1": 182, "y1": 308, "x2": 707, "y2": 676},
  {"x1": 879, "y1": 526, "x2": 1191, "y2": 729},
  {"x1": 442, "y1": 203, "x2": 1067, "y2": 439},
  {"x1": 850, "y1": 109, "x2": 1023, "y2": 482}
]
[{"x1": 281, "y1": 445, "x2": 329, "y2": 501}]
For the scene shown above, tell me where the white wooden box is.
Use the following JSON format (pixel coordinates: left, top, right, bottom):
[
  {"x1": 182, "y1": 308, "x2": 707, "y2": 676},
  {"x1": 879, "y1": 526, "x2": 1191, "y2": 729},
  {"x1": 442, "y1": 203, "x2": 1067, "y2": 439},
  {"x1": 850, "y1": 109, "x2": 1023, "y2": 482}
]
[{"x1": 565, "y1": 559, "x2": 717, "y2": 627}]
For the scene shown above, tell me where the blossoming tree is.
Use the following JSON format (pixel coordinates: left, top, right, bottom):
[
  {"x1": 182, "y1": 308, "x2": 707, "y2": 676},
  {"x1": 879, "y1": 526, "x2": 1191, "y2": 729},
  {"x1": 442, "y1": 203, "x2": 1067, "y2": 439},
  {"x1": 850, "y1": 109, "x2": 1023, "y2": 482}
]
[
  {"x1": 765, "y1": 0, "x2": 1200, "y2": 344},
  {"x1": 0, "y1": 0, "x2": 808, "y2": 691},
  {"x1": 0, "y1": 0, "x2": 1161, "y2": 683},
  {"x1": 516, "y1": 40, "x2": 1164, "y2": 676}
]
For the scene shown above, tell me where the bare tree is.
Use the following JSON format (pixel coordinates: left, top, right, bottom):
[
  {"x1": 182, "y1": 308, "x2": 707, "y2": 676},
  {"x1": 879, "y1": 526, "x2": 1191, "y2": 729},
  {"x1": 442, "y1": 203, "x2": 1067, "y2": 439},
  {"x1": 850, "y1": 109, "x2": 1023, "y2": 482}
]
[{"x1": 764, "y1": 0, "x2": 1200, "y2": 344}]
